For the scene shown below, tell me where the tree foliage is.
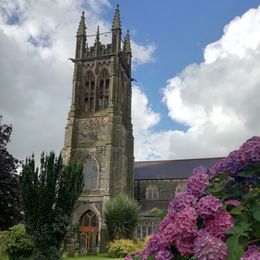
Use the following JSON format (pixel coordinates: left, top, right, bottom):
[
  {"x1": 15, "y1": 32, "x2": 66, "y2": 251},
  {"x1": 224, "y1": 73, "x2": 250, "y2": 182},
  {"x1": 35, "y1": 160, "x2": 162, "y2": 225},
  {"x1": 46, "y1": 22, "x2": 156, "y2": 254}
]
[
  {"x1": 21, "y1": 152, "x2": 83, "y2": 260},
  {"x1": 104, "y1": 193, "x2": 140, "y2": 241},
  {"x1": 1, "y1": 224, "x2": 34, "y2": 260},
  {"x1": 0, "y1": 116, "x2": 22, "y2": 230}
]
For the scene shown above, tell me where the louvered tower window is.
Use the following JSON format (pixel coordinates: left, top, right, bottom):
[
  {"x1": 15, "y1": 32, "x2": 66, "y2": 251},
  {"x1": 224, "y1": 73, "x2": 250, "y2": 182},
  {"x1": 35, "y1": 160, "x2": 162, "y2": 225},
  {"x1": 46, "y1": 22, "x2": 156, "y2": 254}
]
[
  {"x1": 84, "y1": 71, "x2": 95, "y2": 112},
  {"x1": 97, "y1": 69, "x2": 109, "y2": 110}
]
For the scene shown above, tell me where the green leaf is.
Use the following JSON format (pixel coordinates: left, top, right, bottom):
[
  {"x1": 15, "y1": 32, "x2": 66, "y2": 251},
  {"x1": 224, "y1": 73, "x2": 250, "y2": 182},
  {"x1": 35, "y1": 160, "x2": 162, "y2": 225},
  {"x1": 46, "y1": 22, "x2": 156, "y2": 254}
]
[
  {"x1": 226, "y1": 235, "x2": 244, "y2": 260},
  {"x1": 230, "y1": 207, "x2": 243, "y2": 215},
  {"x1": 253, "y1": 208, "x2": 260, "y2": 222},
  {"x1": 226, "y1": 222, "x2": 251, "y2": 238},
  {"x1": 252, "y1": 222, "x2": 260, "y2": 238},
  {"x1": 238, "y1": 171, "x2": 255, "y2": 177}
]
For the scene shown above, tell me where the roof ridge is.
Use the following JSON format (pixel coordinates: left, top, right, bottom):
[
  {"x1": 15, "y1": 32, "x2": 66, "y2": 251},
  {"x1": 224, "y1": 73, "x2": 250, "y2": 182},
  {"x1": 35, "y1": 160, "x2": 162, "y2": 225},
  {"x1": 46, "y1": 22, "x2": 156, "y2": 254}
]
[{"x1": 135, "y1": 157, "x2": 224, "y2": 163}]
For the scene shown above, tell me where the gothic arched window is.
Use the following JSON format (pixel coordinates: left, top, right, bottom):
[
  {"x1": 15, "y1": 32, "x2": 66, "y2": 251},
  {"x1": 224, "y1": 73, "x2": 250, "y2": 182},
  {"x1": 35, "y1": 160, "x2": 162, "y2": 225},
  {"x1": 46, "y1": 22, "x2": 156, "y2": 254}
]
[
  {"x1": 97, "y1": 69, "x2": 109, "y2": 110},
  {"x1": 146, "y1": 185, "x2": 159, "y2": 200},
  {"x1": 84, "y1": 71, "x2": 95, "y2": 112},
  {"x1": 82, "y1": 156, "x2": 99, "y2": 191},
  {"x1": 137, "y1": 221, "x2": 158, "y2": 239}
]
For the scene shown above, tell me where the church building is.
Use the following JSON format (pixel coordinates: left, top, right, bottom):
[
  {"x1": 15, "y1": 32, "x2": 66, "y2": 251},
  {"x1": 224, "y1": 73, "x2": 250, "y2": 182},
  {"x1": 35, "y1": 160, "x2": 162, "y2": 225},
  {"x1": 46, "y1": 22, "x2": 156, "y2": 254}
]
[{"x1": 62, "y1": 5, "x2": 222, "y2": 253}]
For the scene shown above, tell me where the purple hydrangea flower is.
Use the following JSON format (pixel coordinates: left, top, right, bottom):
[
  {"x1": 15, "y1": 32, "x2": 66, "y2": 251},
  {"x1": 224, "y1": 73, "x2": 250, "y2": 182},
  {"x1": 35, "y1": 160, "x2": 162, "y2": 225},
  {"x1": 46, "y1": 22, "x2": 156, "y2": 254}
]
[
  {"x1": 197, "y1": 195, "x2": 222, "y2": 219},
  {"x1": 224, "y1": 199, "x2": 241, "y2": 207},
  {"x1": 125, "y1": 254, "x2": 134, "y2": 260},
  {"x1": 159, "y1": 207, "x2": 198, "y2": 248},
  {"x1": 143, "y1": 232, "x2": 161, "y2": 255},
  {"x1": 241, "y1": 245, "x2": 260, "y2": 260},
  {"x1": 158, "y1": 213, "x2": 174, "y2": 232},
  {"x1": 155, "y1": 249, "x2": 173, "y2": 260},
  {"x1": 192, "y1": 166, "x2": 211, "y2": 176},
  {"x1": 175, "y1": 237, "x2": 194, "y2": 256},
  {"x1": 211, "y1": 136, "x2": 260, "y2": 178},
  {"x1": 203, "y1": 210, "x2": 234, "y2": 240},
  {"x1": 168, "y1": 192, "x2": 197, "y2": 213},
  {"x1": 186, "y1": 171, "x2": 209, "y2": 197},
  {"x1": 194, "y1": 230, "x2": 228, "y2": 260},
  {"x1": 173, "y1": 207, "x2": 198, "y2": 239}
]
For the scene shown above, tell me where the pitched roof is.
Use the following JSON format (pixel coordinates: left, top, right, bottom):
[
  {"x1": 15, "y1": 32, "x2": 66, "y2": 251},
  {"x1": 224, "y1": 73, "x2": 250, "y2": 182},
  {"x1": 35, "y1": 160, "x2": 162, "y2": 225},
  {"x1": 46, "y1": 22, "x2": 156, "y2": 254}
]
[{"x1": 134, "y1": 157, "x2": 223, "y2": 180}]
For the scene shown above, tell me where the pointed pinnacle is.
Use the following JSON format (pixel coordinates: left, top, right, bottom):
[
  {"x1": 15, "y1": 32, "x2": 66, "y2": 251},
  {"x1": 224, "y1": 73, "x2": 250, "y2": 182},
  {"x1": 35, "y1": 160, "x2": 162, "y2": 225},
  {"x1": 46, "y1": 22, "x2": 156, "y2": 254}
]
[
  {"x1": 124, "y1": 29, "x2": 131, "y2": 52},
  {"x1": 95, "y1": 26, "x2": 100, "y2": 43},
  {"x1": 112, "y1": 4, "x2": 121, "y2": 30},
  {"x1": 77, "y1": 11, "x2": 86, "y2": 36}
]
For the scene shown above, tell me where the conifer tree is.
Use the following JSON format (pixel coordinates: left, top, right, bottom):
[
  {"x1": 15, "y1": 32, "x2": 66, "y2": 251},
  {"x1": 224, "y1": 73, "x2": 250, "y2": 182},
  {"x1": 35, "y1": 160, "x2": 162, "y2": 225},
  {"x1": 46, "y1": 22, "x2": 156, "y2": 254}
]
[{"x1": 21, "y1": 152, "x2": 83, "y2": 260}]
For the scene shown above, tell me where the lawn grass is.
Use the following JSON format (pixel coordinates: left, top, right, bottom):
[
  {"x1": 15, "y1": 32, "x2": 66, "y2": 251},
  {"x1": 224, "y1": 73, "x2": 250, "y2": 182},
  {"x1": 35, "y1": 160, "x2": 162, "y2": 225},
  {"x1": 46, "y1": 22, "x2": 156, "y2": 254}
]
[
  {"x1": 63, "y1": 253, "x2": 123, "y2": 260},
  {"x1": 0, "y1": 253, "x2": 123, "y2": 260}
]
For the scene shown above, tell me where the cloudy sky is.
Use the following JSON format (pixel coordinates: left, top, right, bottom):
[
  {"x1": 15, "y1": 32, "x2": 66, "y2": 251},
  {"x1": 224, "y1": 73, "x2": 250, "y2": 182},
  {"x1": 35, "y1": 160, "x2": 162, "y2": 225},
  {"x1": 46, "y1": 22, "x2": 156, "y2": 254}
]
[{"x1": 1, "y1": 0, "x2": 260, "y2": 161}]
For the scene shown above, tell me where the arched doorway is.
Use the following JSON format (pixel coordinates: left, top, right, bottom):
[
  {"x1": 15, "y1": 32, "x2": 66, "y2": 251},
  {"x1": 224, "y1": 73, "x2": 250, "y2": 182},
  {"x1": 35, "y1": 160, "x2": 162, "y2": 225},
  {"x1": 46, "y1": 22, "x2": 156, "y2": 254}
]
[{"x1": 79, "y1": 209, "x2": 99, "y2": 251}]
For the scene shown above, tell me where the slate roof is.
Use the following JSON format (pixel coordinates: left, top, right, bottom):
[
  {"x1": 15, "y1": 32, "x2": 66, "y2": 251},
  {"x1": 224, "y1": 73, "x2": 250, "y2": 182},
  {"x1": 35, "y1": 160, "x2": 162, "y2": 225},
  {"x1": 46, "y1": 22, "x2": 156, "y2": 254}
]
[{"x1": 134, "y1": 157, "x2": 224, "y2": 180}]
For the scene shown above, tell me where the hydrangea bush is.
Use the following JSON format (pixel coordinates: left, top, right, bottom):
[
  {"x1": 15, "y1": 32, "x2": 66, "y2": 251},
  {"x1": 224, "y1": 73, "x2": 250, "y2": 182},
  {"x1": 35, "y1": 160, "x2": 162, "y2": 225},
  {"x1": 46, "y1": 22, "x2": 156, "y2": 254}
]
[{"x1": 126, "y1": 136, "x2": 260, "y2": 260}]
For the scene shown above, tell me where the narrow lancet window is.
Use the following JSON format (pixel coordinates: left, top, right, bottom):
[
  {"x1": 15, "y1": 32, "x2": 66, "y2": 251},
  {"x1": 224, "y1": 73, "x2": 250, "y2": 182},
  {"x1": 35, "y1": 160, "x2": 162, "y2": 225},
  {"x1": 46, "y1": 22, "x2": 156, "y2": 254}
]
[{"x1": 98, "y1": 69, "x2": 110, "y2": 110}]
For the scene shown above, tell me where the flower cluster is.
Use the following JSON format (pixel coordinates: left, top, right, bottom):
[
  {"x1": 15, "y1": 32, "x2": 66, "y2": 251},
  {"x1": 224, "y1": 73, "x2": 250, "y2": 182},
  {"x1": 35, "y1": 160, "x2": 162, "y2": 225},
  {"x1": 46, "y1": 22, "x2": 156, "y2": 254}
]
[
  {"x1": 241, "y1": 246, "x2": 260, "y2": 260},
  {"x1": 154, "y1": 249, "x2": 173, "y2": 260},
  {"x1": 211, "y1": 136, "x2": 260, "y2": 178},
  {"x1": 224, "y1": 199, "x2": 241, "y2": 207},
  {"x1": 197, "y1": 195, "x2": 222, "y2": 219},
  {"x1": 186, "y1": 168, "x2": 209, "y2": 197},
  {"x1": 203, "y1": 210, "x2": 234, "y2": 239},
  {"x1": 194, "y1": 230, "x2": 228, "y2": 260},
  {"x1": 126, "y1": 137, "x2": 260, "y2": 260},
  {"x1": 168, "y1": 191, "x2": 197, "y2": 213}
]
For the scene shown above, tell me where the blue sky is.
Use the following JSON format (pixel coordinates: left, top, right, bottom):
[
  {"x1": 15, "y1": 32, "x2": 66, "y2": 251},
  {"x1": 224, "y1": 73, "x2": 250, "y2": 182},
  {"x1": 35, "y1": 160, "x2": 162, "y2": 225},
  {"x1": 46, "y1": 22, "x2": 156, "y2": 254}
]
[
  {"x1": 1, "y1": 0, "x2": 260, "y2": 161},
  {"x1": 106, "y1": 0, "x2": 260, "y2": 132}
]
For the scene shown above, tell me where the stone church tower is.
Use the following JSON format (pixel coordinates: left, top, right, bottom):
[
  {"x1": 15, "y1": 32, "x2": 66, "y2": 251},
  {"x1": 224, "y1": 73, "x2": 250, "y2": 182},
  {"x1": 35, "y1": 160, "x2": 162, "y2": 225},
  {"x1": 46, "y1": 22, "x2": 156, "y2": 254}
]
[{"x1": 62, "y1": 5, "x2": 134, "y2": 252}]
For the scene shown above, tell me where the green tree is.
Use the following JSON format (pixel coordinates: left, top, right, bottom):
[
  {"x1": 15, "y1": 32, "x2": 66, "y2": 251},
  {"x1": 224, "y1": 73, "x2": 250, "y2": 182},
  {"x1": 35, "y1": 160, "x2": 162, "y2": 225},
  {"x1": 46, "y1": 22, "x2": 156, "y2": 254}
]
[
  {"x1": 21, "y1": 152, "x2": 83, "y2": 260},
  {"x1": 104, "y1": 193, "x2": 140, "y2": 241},
  {"x1": 0, "y1": 116, "x2": 22, "y2": 230}
]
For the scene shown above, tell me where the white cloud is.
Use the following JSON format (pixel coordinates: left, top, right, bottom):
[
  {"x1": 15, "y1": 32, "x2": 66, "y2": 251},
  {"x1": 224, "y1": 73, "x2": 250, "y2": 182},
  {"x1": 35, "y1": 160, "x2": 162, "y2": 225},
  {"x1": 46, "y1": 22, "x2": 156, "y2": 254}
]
[
  {"x1": 2, "y1": 0, "x2": 259, "y2": 162},
  {"x1": 131, "y1": 41, "x2": 156, "y2": 66},
  {"x1": 132, "y1": 86, "x2": 160, "y2": 160},
  {"x1": 154, "y1": 6, "x2": 260, "y2": 160},
  {"x1": 0, "y1": 0, "x2": 156, "y2": 161}
]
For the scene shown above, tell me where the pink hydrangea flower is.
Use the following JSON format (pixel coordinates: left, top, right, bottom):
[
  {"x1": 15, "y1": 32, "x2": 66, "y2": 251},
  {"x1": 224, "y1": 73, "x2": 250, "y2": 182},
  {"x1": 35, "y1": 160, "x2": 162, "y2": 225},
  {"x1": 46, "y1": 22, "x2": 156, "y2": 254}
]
[
  {"x1": 241, "y1": 246, "x2": 260, "y2": 260},
  {"x1": 172, "y1": 207, "x2": 198, "y2": 239},
  {"x1": 203, "y1": 210, "x2": 234, "y2": 240},
  {"x1": 224, "y1": 199, "x2": 241, "y2": 207},
  {"x1": 186, "y1": 171, "x2": 209, "y2": 197},
  {"x1": 197, "y1": 195, "x2": 222, "y2": 219},
  {"x1": 194, "y1": 230, "x2": 228, "y2": 260},
  {"x1": 160, "y1": 222, "x2": 177, "y2": 247},
  {"x1": 155, "y1": 249, "x2": 173, "y2": 260},
  {"x1": 175, "y1": 237, "x2": 194, "y2": 256},
  {"x1": 160, "y1": 207, "x2": 198, "y2": 248},
  {"x1": 168, "y1": 192, "x2": 197, "y2": 213}
]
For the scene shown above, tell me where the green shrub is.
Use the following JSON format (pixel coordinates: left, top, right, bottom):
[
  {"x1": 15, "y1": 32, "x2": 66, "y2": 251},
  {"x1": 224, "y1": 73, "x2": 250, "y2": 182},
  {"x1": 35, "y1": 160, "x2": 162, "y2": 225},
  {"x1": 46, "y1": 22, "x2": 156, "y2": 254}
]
[
  {"x1": 108, "y1": 239, "x2": 136, "y2": 258},
  {"x1": 1, "y1": 224, "x2": 34, "y2": 260},
  {"x1": 104, "y1": 193, "x2": 140, "y2": 241}
]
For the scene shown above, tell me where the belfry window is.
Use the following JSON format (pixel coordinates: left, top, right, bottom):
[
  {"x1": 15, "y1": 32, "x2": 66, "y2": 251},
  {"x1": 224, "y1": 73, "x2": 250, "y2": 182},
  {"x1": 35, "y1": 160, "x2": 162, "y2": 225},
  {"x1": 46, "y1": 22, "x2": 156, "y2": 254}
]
[
  {"x1": 146, "y1": 185, "x2": 159, "y2": 200},
  {"x1": 97, "y1": 69, "x2": 109, "y2": 110},
  {"x1": 84, "y1": 71, "x2": 95, "y2": 112}
]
